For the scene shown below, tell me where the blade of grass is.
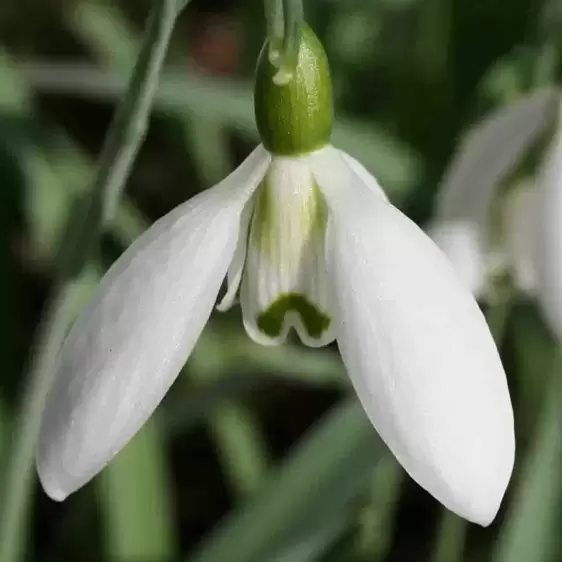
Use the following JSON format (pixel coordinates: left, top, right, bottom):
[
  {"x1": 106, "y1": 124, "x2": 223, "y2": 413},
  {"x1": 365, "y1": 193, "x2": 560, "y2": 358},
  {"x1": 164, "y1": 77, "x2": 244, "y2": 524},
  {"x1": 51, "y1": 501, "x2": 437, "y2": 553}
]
[
  {"x1": 99, "y1": 417, "x2": 175, "y2": 561},
  {"x1": 71, "y1": 0, "x2": 139, "y2": 65},
  {"x1": 268, "y1": 517, "x2": 348, "y2": 562},
  {"x1": 0, "y1": 399, "x2": 9, "y2": 482},
  {"x1": 356, "y1": 453, "x2": 403, "y2": 561},
  {"x1": 492, "y1": 352, "x2": 562, "y2": 562},
  {"x1": 205, "y1": 402, "x2": 269, "y2": 497},
  {"x1": 0, "y1": 2, "x2": 183, "y2": 561},
  {"x1": 188, "y1": 399, "x2": 382, "y2": 562},
  {"x1": 431, "y1": 513, "x2": 468, "y2": 562},
  {"x1": 509, "y1": 302, "x2": 556, "y2": 441}
]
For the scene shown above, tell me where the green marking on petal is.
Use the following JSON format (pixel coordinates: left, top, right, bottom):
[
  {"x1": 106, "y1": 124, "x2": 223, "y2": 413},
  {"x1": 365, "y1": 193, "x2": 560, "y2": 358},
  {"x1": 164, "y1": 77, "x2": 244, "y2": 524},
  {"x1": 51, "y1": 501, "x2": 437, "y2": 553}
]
[
  {"x1": 310, "y1": 183, "x2": 328, "y2": 235},
  {"x1": 257, "y1": 293, "x2": 331, "y2": 339},
  {"x1": 249, "y1": 177, "x2": 328, "y2": 259},
  {"x1": 251, "y1": 177, "x2": 275, "y2": 252}
]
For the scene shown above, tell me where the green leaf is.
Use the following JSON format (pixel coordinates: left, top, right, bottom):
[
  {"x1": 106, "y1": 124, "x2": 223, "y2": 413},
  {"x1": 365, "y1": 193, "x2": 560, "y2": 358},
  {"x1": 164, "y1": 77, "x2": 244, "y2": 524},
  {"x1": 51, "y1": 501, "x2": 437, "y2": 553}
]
[
  {"x1": 70, "y1": 1, "x2": 139, "y2": 67},
  {"x1": 23, "y1": 150, "x2": 74, "y2": 263},
  {"x1": 0, "y1": 399, "x2": 9, "y2": 483},
  {"x1": 357, "y1": 453, "x2": 404, "y2": 561},
  {"x1": 98, "y1": 417, "x2": 176, "y2": 561},
  {"x1": 509, "y1": 301, "x2": 556, "y2": 438},
  {"x1": 430, "y1": 512, "x2": 467, "y2": 562},
  {"x1": 0, "y1": 52, "x2": 31, "y2": 112},
  {"x1": 188, "y1": 399, "x2": 381, "y2": 562},
  {"x1": 492, "y1": 355, "x2": 562, "y2": 562},
  {"x1": 204, "y1": 402, "x2": 269, "y2": 497},
  {"x1": 267, "y1": 518, "x2": 348, "y2": 562}
]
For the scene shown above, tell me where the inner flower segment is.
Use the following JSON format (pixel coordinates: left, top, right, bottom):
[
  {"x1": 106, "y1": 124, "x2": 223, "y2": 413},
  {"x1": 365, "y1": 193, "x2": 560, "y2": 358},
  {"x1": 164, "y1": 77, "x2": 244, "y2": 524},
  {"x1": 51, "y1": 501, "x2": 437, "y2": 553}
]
[{"x1": 240, "y1": 157, "x2": 334, "y2": 347}]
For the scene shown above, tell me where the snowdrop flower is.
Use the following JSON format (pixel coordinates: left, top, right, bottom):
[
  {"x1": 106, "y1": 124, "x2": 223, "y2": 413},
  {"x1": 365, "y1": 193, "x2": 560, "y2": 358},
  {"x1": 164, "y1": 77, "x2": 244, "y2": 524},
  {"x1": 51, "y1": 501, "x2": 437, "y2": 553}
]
[
  {"x1": 38, "y1": 24, "x2": 514, "y2": 526},
  {"x1": 429, "y1": 89, "x2": 562, "y2": 338}
]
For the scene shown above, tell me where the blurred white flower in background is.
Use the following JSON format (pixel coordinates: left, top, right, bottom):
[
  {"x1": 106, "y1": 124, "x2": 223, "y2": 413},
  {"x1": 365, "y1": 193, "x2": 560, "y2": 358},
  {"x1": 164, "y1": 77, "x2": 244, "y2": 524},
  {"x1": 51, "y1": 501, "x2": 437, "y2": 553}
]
[{"x1": 430, "y1": 89, "x2": 562, "y2": 339}]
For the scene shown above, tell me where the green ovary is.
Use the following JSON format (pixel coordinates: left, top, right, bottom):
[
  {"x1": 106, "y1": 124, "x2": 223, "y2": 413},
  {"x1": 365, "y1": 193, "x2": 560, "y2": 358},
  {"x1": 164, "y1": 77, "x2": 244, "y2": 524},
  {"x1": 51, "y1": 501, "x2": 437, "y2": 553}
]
[{"x1": 257, "y1": 293, "x2": 331, "y2": 338}]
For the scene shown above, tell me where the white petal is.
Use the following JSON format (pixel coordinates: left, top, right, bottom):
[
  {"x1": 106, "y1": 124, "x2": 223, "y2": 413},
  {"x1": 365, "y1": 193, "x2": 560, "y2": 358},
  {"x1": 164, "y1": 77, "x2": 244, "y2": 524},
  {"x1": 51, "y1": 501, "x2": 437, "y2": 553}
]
[
  {"x1": 37, "y1": 146, "x2": 270, "y2": 500},
  {"x1": 436, "y1": 88, "x2": 558, "y2": 225},
  {"x1": 338, "y1": 150, "x2": 388, "y2": 201},
  {"x1": 216, "y1": 197, "x2": 255, "y2": 311},
  {"x1": 428, "y1": 220, "x2": 488, "y2": 297},
  {"x1": 241, "y1": 153, "x2": 334, "y2": 347},
  {"x1": 533, "y1": 120, "x2": 562, "y2": 340},
  {"x1": 311, "y1": 147, "x2": 515, "y2": 525},
  {"x1": 503, "y1": 183, "x2": 539, "y2": 294}
]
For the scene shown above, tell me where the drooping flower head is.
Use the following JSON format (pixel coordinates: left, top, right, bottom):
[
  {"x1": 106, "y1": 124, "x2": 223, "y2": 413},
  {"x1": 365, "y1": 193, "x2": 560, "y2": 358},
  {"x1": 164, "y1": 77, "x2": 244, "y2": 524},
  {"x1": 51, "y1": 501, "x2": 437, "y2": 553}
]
[{"x1": 38, "y1": 24, "x2": 514, "y2": 526}]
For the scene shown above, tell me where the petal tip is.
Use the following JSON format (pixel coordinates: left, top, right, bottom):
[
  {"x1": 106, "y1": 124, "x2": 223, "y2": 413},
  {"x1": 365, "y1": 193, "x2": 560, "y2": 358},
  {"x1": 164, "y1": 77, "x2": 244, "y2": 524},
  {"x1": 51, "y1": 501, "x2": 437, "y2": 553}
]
[
  {"x1": 439, "y1": 428, "x2": 514, "y2": 526},
  {"x1": 455, "y1": 487, "x2": 504, "y2": 527},
  {"x1": 36, "y1": 459, "x2": 70, "y2": 502}
]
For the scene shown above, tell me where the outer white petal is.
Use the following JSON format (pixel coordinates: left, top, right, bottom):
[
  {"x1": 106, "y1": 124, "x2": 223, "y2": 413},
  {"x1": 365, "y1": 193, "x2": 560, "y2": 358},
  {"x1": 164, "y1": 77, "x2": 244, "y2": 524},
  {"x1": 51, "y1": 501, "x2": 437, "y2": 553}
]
[
  {"x1": 428, "y1": 220, "x2": 488, "y2": 297},
  {"x1": 338, "y1": 150, "x2": 388, "y2": 201},
  {"x1": 436, "y1": 88, "x2": 558, "y2": 224},
  {"x1": 533, "y1": 120, "x2": 562, "y2": 340},
  {"x1": 37, "y1": 146, "x2": 270, "y2": 500},
  {"x1": 503, "y1": 183, "x2": 539, "y2": 294},
  {"x1": 241, "y1": 152, "x2": 334, "y2": 347},
  {"x1": 311, "y1": 147, "x2": 515, "y2": 526}
]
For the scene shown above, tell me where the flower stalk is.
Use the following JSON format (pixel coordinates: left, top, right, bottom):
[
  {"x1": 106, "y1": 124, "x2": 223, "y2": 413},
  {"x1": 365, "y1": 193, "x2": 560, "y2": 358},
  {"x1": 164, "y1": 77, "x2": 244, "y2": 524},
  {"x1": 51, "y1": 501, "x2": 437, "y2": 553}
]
[{"x1": 263, "y1": 0, "x2": 304, "y2": 85}]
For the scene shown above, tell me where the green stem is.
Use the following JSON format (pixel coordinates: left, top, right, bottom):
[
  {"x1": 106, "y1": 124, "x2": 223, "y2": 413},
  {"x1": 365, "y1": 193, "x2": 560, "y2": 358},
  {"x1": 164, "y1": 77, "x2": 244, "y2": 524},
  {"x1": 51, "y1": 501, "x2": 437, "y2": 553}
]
[
  {"x1": 57, "y1": 0, "x2": 180, "y2": 277},
  {"x1": 274, "y1": 0, "x2": 303, "y2": 84},
  {"x1": 264, "y1": 0, "x2": 284, "y2": 64},
  {"x1": 0, "y1": 2, "x2": 183, "y2": 561},
  {"x1": 262, "y1": 0, "x2": 303, "y2": 85}
]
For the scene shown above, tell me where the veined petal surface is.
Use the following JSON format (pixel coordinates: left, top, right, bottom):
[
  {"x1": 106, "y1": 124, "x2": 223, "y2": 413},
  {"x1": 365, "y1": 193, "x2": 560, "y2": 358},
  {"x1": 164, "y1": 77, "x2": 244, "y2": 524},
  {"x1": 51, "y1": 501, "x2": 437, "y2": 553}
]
[
  {"x1": 534, "y1": 123, "x2": 562, "y2": 340},
  {"x1": 311, "y1": 147, "x2": 515, "y2": 525},
  {"x1": 241, "y1": 152, "x2": 334, "y2": 347},
  {"x1": 37, "y1": 146, "x2": 270, "y2": 500}
]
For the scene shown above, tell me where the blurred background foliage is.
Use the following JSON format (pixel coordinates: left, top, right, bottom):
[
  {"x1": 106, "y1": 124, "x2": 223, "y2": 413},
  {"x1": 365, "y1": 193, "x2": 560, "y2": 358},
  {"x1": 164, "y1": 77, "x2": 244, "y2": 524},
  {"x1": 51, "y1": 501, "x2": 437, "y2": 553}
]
[{"x1": 0, "y1": 0, "x2": 561, "y2": 561}]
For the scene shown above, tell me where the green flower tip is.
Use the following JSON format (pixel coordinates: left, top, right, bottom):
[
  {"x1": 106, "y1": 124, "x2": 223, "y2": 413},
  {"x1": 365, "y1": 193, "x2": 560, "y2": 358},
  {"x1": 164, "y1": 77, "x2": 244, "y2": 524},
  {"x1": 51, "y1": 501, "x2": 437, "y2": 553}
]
[{"x1": 254, "y1": 24, "x2": 333, "y2": 156}]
